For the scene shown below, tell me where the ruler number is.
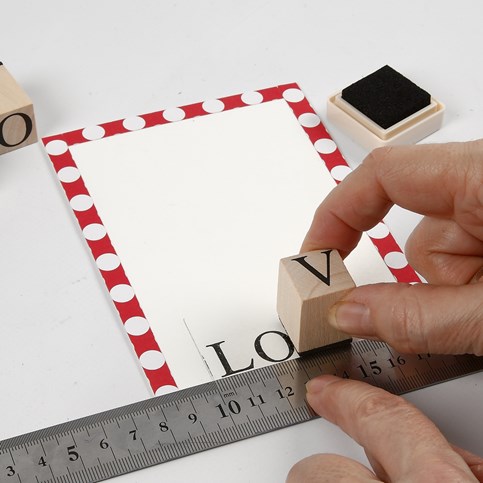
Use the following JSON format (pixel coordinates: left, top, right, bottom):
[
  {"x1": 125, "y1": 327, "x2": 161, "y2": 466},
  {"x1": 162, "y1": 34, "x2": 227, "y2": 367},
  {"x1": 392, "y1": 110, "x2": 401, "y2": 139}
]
[
  {"x1": 248, "y1": 395, "x2": 266, "y2": 407},
  {"x1": 68, "y1": 445, "x2": 79, "y2": 461},
  {"x1": 357, "y1": 360, "x2": 382, "y2": 378},
  {"x1": 276, "y1": 386, "x2": 294, "y2": 399},
  {"x1": 216, "y1": 394, "x2": 266, "y2": 419},
  {"x1": 388, "y1": 355, "x2": 406, "y2": 367},
  {"x1": 216, "y1": 401, "x2": 241, "y2": 419},
  {"x1": 357, "y1": 356, "x2": 409, "y2": 378},
  {"x1": 188, "y1": 413, "x2": 198, "y2": 424},
  {"x1": 5, "y1": 466, "x2": 15, "y2": 477},
  {"x1": 0, "y1": 342, "x2": 477, "y2": 483},
  {"x1": 357, "y1": 364, "x2": 368, "y2": 378}
]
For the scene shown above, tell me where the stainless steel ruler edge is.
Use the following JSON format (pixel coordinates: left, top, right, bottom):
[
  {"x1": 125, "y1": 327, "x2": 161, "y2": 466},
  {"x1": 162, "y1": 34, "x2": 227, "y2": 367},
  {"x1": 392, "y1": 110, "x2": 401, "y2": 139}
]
[{"x1": 1, "y1": 340, "x2": 482, "y2": 483}]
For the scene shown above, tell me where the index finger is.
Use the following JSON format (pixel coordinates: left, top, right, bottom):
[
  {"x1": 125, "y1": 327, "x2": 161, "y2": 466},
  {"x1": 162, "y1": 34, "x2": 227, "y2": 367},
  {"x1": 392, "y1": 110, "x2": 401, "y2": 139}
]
[
  {"x1": 301, "y1": 141, "x2": 478, "y2": 256},
  {"x1": 306, "y1": 375, "x2": 476, "y2": 481}
]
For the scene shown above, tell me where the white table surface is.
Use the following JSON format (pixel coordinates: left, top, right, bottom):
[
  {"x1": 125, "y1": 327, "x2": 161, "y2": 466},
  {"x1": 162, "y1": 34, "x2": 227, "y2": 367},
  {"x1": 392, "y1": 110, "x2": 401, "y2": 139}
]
[{"x1": 1, "y1": 1, "x2": 482, "y2": 481}]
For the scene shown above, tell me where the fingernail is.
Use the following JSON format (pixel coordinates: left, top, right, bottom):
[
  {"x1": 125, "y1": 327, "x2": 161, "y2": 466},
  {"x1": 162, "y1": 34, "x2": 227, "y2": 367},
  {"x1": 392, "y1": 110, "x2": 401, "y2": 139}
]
[
  {"x1": 328, "y1": 302, "x2": 373, "y2": 336},
  {"x1": 306, "y1": 375, "x2": 340, "y2": 395}
]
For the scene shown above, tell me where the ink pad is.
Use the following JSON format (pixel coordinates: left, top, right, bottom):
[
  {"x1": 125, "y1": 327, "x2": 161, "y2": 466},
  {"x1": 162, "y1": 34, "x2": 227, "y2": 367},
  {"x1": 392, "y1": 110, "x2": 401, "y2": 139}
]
[{"x1": 327, "y1": 65, "x2": 445, "y2": 150}]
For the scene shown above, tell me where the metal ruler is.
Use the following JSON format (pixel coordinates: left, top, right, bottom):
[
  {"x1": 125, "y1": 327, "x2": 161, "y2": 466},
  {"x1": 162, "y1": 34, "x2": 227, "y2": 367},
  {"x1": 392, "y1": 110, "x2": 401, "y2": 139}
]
[{"x1": 1, "y1": 340, "x2": 482, "y2": 483}]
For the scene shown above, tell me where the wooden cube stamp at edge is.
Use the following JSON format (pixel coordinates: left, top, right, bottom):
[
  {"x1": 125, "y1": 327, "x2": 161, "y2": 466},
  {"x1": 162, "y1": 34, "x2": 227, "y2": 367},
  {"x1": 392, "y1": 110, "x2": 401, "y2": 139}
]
[
  {"x1": 277, "y1": 249, "x2": 355, "y2": 353},
  {"x1": 0, "y1": 62, "x2": 37, "y2": 155}
]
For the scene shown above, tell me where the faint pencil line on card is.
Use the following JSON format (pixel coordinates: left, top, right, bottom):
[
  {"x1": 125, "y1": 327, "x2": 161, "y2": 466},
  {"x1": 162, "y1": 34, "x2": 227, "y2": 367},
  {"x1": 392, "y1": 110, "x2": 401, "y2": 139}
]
[{"x1": 182, "y1": 318, "x2": 216, "y2": 381}]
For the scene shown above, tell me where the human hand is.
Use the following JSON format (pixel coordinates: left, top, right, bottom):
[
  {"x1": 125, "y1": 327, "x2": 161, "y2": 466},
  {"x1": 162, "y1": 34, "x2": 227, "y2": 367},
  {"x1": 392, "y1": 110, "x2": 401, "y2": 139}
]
[
  {"x1": 301, "y1": 141, "x2": 483, "y2": 356},
  {"x1": 286, "y1": 375, "x2": 483, "y2": 482},
  {"x1": 290, "y1": 141, "x2": 483, "y2": 482}
]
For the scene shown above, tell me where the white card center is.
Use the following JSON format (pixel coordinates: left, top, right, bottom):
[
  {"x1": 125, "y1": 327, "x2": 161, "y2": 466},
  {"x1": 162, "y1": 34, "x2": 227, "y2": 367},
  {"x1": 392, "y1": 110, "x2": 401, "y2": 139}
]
[{"x1": 70, "y1": 100, "x2": 393, "y2": 389}]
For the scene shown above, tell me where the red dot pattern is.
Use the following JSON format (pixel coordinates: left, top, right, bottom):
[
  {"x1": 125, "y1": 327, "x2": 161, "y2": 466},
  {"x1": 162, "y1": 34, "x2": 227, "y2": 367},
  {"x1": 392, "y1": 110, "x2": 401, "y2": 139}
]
[{"x1": 43, "y1": 83, "x2": 421, "y2": 394}]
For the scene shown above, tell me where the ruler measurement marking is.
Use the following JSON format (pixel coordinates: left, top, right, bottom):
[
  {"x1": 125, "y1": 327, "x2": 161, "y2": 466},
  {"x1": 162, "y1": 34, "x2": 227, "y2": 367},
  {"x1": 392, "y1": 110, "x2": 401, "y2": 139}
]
[
  {"x1": 48, "y1": 461, "x2": 55, "y2": 481},
  {"x1": 79, "y1": 454, "x2": 87, "y2": 473},
  {"x1": 198, "y1": 420, "x2": 207, "y2": 437},
  {"x1": 102, "y1": 425, "x2": 116, "y2": 462},
  {"x1": 246, "y1": 381, "x2": 266, "y2": 418},
  {"x1": 169, "y1": 429, "x2": 177, "y2": 445},
  {"x1": 2, "y1": 342, "x2": 481, "y2": 483},
  {"x1": 189, "y1": 400, "x2": 197, "y2": 415},
  {"x1": 300, "y1": 365, "x2": 310, "y2": 381},
  {"x1": 95, "y1": 463, "x2": 104, "y2": 481},
  {"x1": 274, "y1": 374, "x2": 295, "y2": 413},
  {"x1": 139, "y1": 437, "x2": 148, "y2": 454}
]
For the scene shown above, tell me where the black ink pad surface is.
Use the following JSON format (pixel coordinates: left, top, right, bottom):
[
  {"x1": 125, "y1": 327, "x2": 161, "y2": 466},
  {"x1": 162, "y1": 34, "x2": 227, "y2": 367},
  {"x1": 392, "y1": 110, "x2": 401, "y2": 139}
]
[{"x1": 327, "y1": 66, "x2": 444, "y2": 150}]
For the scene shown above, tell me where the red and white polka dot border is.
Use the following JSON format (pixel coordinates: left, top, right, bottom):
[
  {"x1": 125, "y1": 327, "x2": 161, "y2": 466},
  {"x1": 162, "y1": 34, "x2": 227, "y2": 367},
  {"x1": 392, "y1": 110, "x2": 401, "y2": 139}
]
[{"x1": 43, "y1": 83, "x2": 420, "y2": 395}]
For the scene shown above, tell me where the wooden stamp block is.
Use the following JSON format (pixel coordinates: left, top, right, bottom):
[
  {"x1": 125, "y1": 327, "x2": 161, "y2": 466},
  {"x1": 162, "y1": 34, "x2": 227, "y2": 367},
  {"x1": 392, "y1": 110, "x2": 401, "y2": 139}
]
[
  {"x1": 277, "y1": 249, "x2": 355, "y2": 353},
  {"x1": 0, "y1": 62, "x2": 37, "y2": 155}
]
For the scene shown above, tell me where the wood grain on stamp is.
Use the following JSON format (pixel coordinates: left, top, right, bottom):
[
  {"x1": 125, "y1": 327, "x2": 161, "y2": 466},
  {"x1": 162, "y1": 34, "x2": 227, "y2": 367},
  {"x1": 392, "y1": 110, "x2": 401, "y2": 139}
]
[
  {"x1": 0, "y1": 62, "x2": 37, "y2": 155},
  {"x1": 277, "y1": 249, "x2": 355, "y2": 353}
]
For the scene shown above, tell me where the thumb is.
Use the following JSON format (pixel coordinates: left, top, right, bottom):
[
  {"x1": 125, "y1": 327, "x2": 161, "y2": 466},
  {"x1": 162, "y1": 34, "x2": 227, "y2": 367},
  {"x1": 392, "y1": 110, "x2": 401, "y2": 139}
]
[{"x1": 328, "y1": 282, "x2": 483, "y2": 356}]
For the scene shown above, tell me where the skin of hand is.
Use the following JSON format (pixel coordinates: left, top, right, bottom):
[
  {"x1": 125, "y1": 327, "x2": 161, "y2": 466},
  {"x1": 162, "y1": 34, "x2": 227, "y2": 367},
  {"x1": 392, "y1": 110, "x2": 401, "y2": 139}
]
[
  {"x1": 288, "y1": 141, "x2": 483, "y2": 482},
  {"x1": 287, "y1": 376, "x2": 483, "y2": 482}
]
